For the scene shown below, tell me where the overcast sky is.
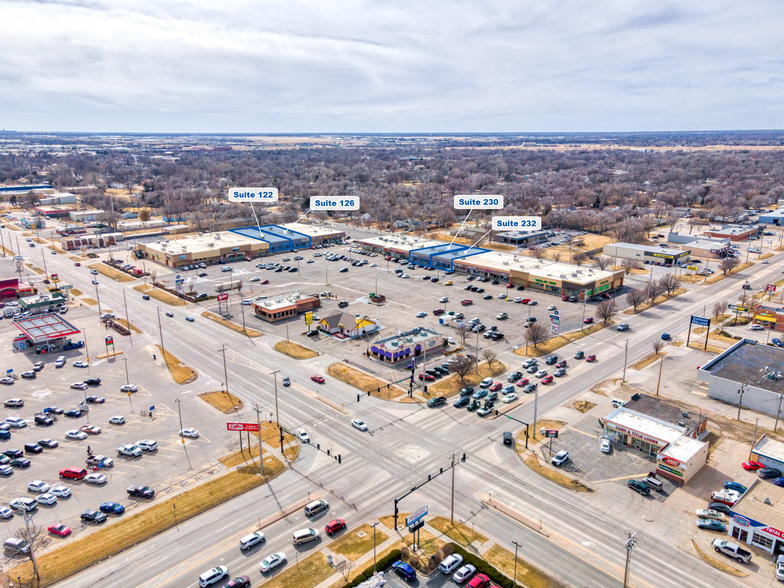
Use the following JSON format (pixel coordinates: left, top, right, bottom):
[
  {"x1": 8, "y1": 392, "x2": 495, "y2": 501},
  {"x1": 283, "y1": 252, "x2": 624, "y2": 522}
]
[{"x1": 1, "y1": 0, "x2": 783, "y2": 133}]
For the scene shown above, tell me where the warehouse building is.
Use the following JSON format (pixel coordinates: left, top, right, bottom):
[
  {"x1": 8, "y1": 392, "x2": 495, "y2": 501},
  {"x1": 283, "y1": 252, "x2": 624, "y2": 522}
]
[
  {"x1": 703, "y1": 225, "x2": 757, "y2": 241},
  {"x1": 252, "y1": 292, "x2": 320, "y2": 323},
  {"x1": 750, "y1": 436, "x2": 784, "y2": 472},
  {"x1": 758, "y1": 209, "x2": 784, "y2": 225},
  {"x1": 602, "y1": 242, "x2": 691, "y2": 266},
  {"x1": 698, "y1": 340, "x2": 784, "y2": 417},
  {"x1": 69, "y1": 209, "x2": 104, "y2": 222},
  {"x1": 728, "y1": 479, "x2": 784, "y2": 555},
  {"x1": 39, "y1": 193, "x2": 78, "y2": 205},
  {"x1": 494, "y1": 230, "x2": 549, "y2": 245},
  {"x1": 676, "y1": 238, "x2": 732, "y2": 259}
]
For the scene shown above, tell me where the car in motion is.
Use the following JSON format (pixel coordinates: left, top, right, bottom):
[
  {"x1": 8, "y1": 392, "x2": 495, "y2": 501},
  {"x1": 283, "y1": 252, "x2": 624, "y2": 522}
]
[
  {"x1": 351, "y1": 419, "x2": 367, "y2": 431},
  {"x1": 127, "y1": 485, "x2": 155, "y2": 499},
  {"x1": 296, "y1": 429, "x2": 310, "y2": 443},
  {"x1": 311, "y1": 375, "x2": 325, "y2": 384},
  {"x1": 259, "y1": 552, "x2": 287, "y2": 573},
  {"x1": 180, "y1": 428, "x2": 200, "y2": 438},
  {"x1": 198, "y1": 566, "x2": 229, "y2": 587},
  {"x1": 239, "y1": 531, "x2": 265, "y2": 550}
]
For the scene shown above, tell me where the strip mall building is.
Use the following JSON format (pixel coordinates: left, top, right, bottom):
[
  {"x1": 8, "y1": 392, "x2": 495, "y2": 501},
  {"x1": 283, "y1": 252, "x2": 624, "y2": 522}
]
[{"x1": 354, "y1": 235, "x2": 624, "y2": 300}]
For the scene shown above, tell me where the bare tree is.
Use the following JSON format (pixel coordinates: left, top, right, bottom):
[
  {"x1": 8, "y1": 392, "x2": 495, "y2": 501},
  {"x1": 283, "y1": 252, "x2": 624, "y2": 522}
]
[
  {"x1": 621, "y1": 258, "x2": 641, "y2": 274},
  {"x1": 524, "y1": 323, "x2": 549, "y2": 349},
  {"x1": 236, "y1": 278, "x2": 243, "y2": 292},
  {"x1": 14, "y1": 517, "x2": 46, "y2": 585},
  {"x1": 652, "y1": 339, "x2": 665, "y2": 355},
  {"x1": 595, "y1": 300, "x2": 617, "y2": 324},
  {"x1": 150, "y1": 270, "x2": 157, "y2": 283},
  {"x1": 573, "y1": 253, "x2": 588, "y2": 266},
  {"x1": 625, "y1": 288, "x2": 647, "y2": 312},
  {"x1": 718, "y1": 299, "x2": 728, "y2": 316},
  {"x1": 645, "y1": 281, "x2": 666, "y2": 306},
  {"x1": 451, "y1": 355, "x2": 473, "y2": 383},
  {"x1": 552, "y1": 252, "x2": 563, "y2": 263},
  {"x1": 455, "y1": 323, "x2": 471, "y2": 345},
  {"x1": 481, "y1": 348, "x2": 498, "y2": 367},
  {"x1": 712, "y1": 301, "x2": 723, "y2": 319},
  {"x1": 658, "y1": 273, "x2": 681, "y2": 296},
  {"x1": 187, "y1": 283, "x2": 196, "y2": 294},
  {"x1": 335, "y1": 557, "x2": 355, "y2": 582},
  {"x1": 593, "y1": 256, "x2": 612, "y2": 270},
  {"x1": 721, "y1": 256, "x2": 740, "y2": 275}
]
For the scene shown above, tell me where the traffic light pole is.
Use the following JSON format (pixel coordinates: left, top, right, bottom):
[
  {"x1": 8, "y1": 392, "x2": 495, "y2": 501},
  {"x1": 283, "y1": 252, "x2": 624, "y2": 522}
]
[
  {"x1": 393, "y1": 454, "x2": 467, "y2": 529},
  {"x1": 503, "y1": 414, "x2": 530, "y2": 449}
]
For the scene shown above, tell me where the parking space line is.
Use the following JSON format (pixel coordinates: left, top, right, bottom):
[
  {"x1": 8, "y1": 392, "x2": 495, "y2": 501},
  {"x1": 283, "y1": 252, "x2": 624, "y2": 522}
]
[
  {"x1": 570, "y1": 428, "x2": 598, "y2": 439},
  {"x1": 592, "y1": 473, "x2": 649, "y2": 483}
]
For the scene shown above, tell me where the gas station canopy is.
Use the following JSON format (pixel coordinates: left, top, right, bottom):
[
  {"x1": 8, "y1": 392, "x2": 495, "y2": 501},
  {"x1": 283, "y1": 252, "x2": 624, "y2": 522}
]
[{"x1": 12, "y1": 313, "x2": 81, "y2": 344}]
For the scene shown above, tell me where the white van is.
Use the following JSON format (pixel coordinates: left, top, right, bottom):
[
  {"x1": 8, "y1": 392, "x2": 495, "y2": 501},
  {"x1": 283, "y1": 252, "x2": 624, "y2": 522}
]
[
  {"x1": 479, "y1": 377, "x2": 494, "y2": 389},
  {"x1": 291, "y1": 528, "x2": 321, "y2": 546},
  {"x1": 304, "y1": 499, "x2": 328, "y2": 517},
  {"x1": 4, "y1": 538, "x2": 29, "y2": 554}
]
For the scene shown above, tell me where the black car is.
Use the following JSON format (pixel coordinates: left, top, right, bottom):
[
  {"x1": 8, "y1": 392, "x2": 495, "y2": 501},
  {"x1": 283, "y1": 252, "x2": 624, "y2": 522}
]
[
  {"x1": 503, "y1": 431, "x2": 513, "y2": 445},
  {"x1": 3, "y1": 449, "x2": 23, "y2": 459},
  {"x1": 508, "y1": 371, "x2": 523, "y2": 382},
  {"x1": 338, "y1": 301, "x2": 349, "y2": 308},
  {"x1": 38, "y1": 438, "x2": 58, "y2": 449},
  {"x1": 43, "y1": 407, "x2": 64, "y2": 415},
  {"x1": 490, "y1": 332, "x2": 504, "y2": 340},
  {"x1": 466, "y1": 400, "x2": 480, "y2": 412},
  {"x1": 545, "y1": 355, "x2": 558, "y2": 365},
  {"x1": 64, "y1": 409, "x2": 83, "y2": 418},
  {"x1": 459, "y1": 386, "x2": 474, "y2": 397},
  {"x1": 81, "y1": 510, "x2": 107, "y2": 523},
  {"x1": 574, "y1": 351, "x2": 585, "y2": 359},
  {"x1": 85, "y1": 396, "x2": 105, "y2": 404},
  {"x1": 433, "y1": 366, "x2": 449, "y2": 375},
  {"x1": 516, "y1": 285, "x2": 525, "y2": 290},
  {"x1": 708, "y1": 502, "x2": 732, "y2": 515},
  {"x1": 34, "y1": 415, "x2": 53, "y2": 426},
  {"x1": 23, "y1": 443, "x2": 42, "y2": 454},
  {"x1": 453, "y1": 396, "x2": 470, "y2": 408},
  {"x1": 0, "y1": 431, "x2": 10, "y2": 440},
  {"x1": 427, "y1": 396, "x2": 447, "y2": 408},
  {"x1": 627, "y1": 479, "x2": 650, "y2": 495},
  {"x1": 85, "y1": 378, "x2": 101, "y2": 386},
  {"x1": 759, "y1": 467, "x2": 782, "y2": 479},
  {"x1": 142, "y1": 295, "x2": 151, "y2": 300},
  {"x1": 127, "y1": 485, "x2": 155, "y2": 499},
  {"x1": 10, "y1": 458, "x2": 31, "y2": 468}
]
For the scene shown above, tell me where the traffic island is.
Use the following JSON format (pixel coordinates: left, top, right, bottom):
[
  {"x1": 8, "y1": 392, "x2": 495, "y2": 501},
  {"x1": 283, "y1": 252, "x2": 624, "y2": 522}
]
[
  {"x1": 427, "y1": 359, "x2": 506, "y2": 398},
  {"x1": 156, "y1": 345, "x2": 198, "y2": 384},
  {"x1": 327, "y1": 363, "x2": 403, "y2": 400},
  {"x1": 88, "y1": 262, "x2": 136, "y2": 282},
  {"x1": 114, "y1": 317, "x2": 141, "y2": 334},
  {"x1": 428, "y1": 516, "x2": 487, "y2": 546},
  {"x1": 198, "y1": 390, "x2": 243, "y2": 413},
  {"x1": 513, "y1": 321, "x2": 613, "y2": 358},
  {"x1": 201, "y1": 311, "x2": 263, "y2": 337},
  {"x1": 133, "y1": 284, "x2": 186, "y2": 306},
  {"x1": 274, "y1": 340, "x2": 318, "y2": 359}
]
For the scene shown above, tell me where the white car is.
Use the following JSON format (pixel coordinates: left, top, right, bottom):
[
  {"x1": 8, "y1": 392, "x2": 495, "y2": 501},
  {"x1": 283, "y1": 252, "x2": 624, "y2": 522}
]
[
  {"x1": 440, "y1": 553, "x2": 464, "y2": 574},
  {"x1": 65, "y1": 430, "x2": 88, "y2": 440},
  {"x1": 0, "y1": 507, "x2": 13, "y2": 519},
  {"x1": 749, "y1": 325, "x2": 764, "y2": 331},
  {"x1": 27, "y1": 480, "x2": 50, "y2": 493},
  {"x1": 547, "y1": 305, "x2": 557, "y2": 311},
  {"x1": 180, "y1": 428, "x2": 199, "y2": 438},
  {"x1": 73, "y1": 361, "x2": 89, "y2": 368},
  {"x1": 351, "y1": 419, "x2": 368, "y2": 431},
  {"x1": 136, "y1": 439, "x2": 158, "y2": 451},
  {"x1": 239, "y1": 531, "x2": 265, "y2": 550},
  {"x1": 502, "y1": 393, "x2": 518, "y2": 403},
  {"x1": 601, "y1": 439, "x2": 611, "y2": 453},
  {"x1": 439, "y1": 297, "x2": 449, "y2": 303},
  {"x1": 295, "y1": 429, "x2": 310, "y2": 443},
  {"x1": 84, "y1": 473, "x2": 107, "y2": 485},
  {"x1": 551, "y1": 450, "x2": 569, "y2": 466},
  {"x1": 10, "y1": 497, "x2": 37, "y2": 512},
  {"x1": 535, "y1": 369, "x2": 547, "y2": 378},
  {"x1": 37, "y1": 493, "x2": 57, "y2": 506},
  {"x1": 6, "y1": 417, "x2": 26, "y2": 428},
  {"x1": 198, "y1": 566, "x2": 229, "y2": 587},
  {"x1": 109, "y1": 416, "x2": 126, "y2": 425},
  {"x1": 416, "y1": 311, "x2": 427, "y2": 318},
  {"x1": 259, "y1": 552, "x2": 287, "y2": 573},
  {"x1": 121, "y1": 385, "x2": 138, "y2": 393},
  {"x1": 527, "y1": 300, "x2": 537, "y2": 306},
  {"x1": 71, "y1": 382, "x2": 88, "y2": 390},
  {"x1": 453, "y1": 564, "x2": 476, "y2": 583},
  {"x1": 49, "y1": 484, "x2": 71, "y2": 498}
]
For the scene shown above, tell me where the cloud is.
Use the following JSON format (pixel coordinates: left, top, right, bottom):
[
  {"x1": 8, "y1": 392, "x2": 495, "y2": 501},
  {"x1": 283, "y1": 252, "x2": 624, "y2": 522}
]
[{"x1": 1, "y1": 0, "x2": 782, "y2": 132}]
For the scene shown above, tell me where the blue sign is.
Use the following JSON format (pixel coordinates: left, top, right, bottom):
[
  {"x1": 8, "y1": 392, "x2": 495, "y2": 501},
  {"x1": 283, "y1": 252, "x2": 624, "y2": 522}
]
[
  {"x1": 552, "y1": 310, "x2": 559, "y2": 316},
  {"x1": 550, "y1": 315, "x2": 560, "y2": 322},
  {"x1": 405, "y1": 505, "x2": 428, "y2": 527},
  {"x1": 6, "y1": 369, "x2": 11, "y2": 374},
  {"x1": 691, "y1": 316, "x2": 710, "y2": 327},
  {"x1": 149, "y1": 405, "x2": 155, "y2": 412}
]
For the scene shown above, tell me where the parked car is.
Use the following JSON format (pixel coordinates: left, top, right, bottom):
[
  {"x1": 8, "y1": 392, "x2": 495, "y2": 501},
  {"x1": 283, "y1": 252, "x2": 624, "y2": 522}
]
[
  {"x1": 551, "y1": 450, "x2": 569, "y2": 466},
  {"x1": 627, "y1": 479, "x2": 650, "y2": 496},
  {"x1": 758, "y1": 467, "x2": 782, "y2": 479}
]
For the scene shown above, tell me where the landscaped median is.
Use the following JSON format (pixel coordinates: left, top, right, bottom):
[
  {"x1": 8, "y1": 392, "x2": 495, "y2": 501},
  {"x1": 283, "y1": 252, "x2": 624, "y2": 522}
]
[
  {"x1": 274, "y1": 340, "x2": 318, "y2": 359},
  {"x1": 133, "y1": 283, "x2": 186, "y2": 305},
  {"x1": 202, "y1": 310, "x2": 263, "y2": 337},
  {"x1": 12, "y1": 461, "x2": 287, "y2": 586},
  {"x1": 427, "y1": 359, "x2": 506, "y2": 398},
  {"x1": 704, "y1": 262, "x2": 755, "y2": 284},
  {"x1": 513, "y1": 320, "x2": 614, "y2": 358},
  {"x1": 156, "y1": 345, "x2": 198, "y2": 384},
  {"x1": 88, "y1": 262, "x2": 136, "y2": 282},
  {"x1": 327, "y1": 363, "x2": 405, "y2": 401}
]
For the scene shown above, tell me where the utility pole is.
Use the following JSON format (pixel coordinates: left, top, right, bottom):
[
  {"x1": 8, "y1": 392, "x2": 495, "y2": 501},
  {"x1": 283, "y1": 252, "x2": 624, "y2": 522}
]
[
  {"x1": 738, "y1": 382, "x2": 747, "y2": 421},
  {"x1": 94, "y1": 281, "x2": 102, "y2": 321},
  {"x1": 122, "y1": 357, "x2": 133, "y2": 412},
  {"x1": 475, "y1": 331, "x2": 479, "y2": 375},
  {"x1": 450, "y1": 453, "x2": 456, "y2": 524},
  {"x1": 775, "y1": 394, "x2": 783, "y2": 433},
  {"x1": 270, "y1": 369, "x2": 282, "y2": 453},
  {"x1": 41, "y1": 247, "x2": 49, "y2": 281},
  {"x1": 533, "y1": 384, "x2": 539, "y2": 443},
  {"x1": 218, "y1": 343, "x2": 230, "y2": 398},
  {"x1": 512, "y1": 540, "x2": 523, "y2": 588},
  {"x1": 157, "y1": 306, "x2": 165, "y2": 353},
  {"x1": 623, "y1": 532, "x2": 638, "y2": 588},
  {"x1": 252, "y1": 403, "x2": 264, "y2": 476},
  {"x1": 656, "y1": 355, "x2": 665, "y2": 396},
  {"x1": 123, "y1": 289, "x2": 132, "y2": 344},
  {"x1": 750, "y1": 418, "x2": 759, "y2": 461},
  {"x1": 174, "y1": 398, "x2": 192, "y2": 469},
  {"x1": 622, "y1": 339, "x2": 629, "y2": 383},
  {"x1": 371, "y1": 521, "x2": 379, "y2": 573}
]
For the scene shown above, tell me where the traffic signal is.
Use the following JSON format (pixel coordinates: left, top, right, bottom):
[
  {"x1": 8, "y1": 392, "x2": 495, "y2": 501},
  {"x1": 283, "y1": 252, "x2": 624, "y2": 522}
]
[
  {"x1": 357, "y1": 394, "x2": 360, "y2": 402},
  {"x1": 424, "y1": 386, "x2": 427, "y2": 393},
  {"x1": 461, "y1": 453, "x2": 467, "y2": 462},
  {"x1": 338, "y1": 454, "x2": 341, "y2": 464}
]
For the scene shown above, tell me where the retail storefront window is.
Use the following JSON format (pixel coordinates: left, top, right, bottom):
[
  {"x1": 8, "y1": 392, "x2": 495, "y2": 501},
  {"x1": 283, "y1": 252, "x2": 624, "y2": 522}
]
[{"x1": 752, "y1": 532, "x2": 774, "y2": 550}]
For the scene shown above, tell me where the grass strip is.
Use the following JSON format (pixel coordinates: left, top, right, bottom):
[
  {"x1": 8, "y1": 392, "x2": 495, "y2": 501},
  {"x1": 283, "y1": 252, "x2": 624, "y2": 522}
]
[
  {"x1": 114, "y1": 317, "x2": 141, "y2": 334},
  {"x1": 329, "y1": 523, "x2": 389, "y2": 562},
  {"x1": 523, "y1": 453, "x2": 592, "y2": 493},
  {"x1": 427, "y1": 360, "x2": 506, "y2": 397},
  {"x1": 133, "y1": 284, "x2": 186, "y2": 306},
  {"x1": 633, "y1": 352, "x2": 664, "y2": 371},
  {"x1": 81, "y1": 298, "x2": 98, "y2": 306},
  {"x1": 220, "y1": 444, "x2": 264, "y2": 469},
  {"x1": 327, "y1": 363, "x2": 399, "y2": 398},
  {"x1": 88, "y1": 262, "x2": 136, "y2": 282},
  {"x1": 199, "y1": 390, "x2": 243, "y2": 413},
  {"x1": 428, "y1": 516, "x2": 487, "y2": 546},
  {"x1": 156, "y1": 345, "x2": 198, "y2": 384},
  {"x1": 379, "y1": 513, "x2": 409, "y2": 531},
  {"x1": 705, "y1": 262, "x2": 755, "y2": 284},
  {"x1": 690, "y1": 540, "x2": 748, "y2": 577},
  {"x1": 201, "y1": 310, "x2": 263, "y2": 337},
  {"x1": 259, "y1": 552, "x2": 334, "y2": 588},
  {"x1": 513, "y1": 321, "x2": 613, "y2": 358},
  {"x1": 622, "y1": 288, "x2": 687, "y2": 314},
  {"x1": 12, "y1": 461, "x2": 286, "y2": 586},
  {"x1": 484, "y1": 544, "x2": 562, "y2": 588},
  {"x1": 274, "y1": 340, "x2": 318, "y2": 359}
]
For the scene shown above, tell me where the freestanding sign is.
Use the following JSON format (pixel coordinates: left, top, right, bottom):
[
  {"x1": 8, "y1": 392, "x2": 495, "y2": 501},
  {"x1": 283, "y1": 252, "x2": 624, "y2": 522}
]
[
  {"x1": 217, "y1": 293, "x2": 229, "y2": 302},
  {"x1": 227, "y1": 423, "x2": 260, "y2": 432},
  {"x1": 690, "y1": 316, "x2": 710, "y2": 327},
  {"x1": 405, "y1": 506, "x2": 428, "y2": 527},
  {"x1": 686, "y1": 316, "x2": 711, "y2": 350}
]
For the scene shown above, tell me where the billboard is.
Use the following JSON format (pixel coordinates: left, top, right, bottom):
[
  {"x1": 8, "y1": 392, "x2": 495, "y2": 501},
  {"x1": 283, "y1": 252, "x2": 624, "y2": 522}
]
[
  {"x1": 305, "y1": 312, "x2": 313, "y2": 326},
  {"x1": 227, "y1": 423, "x2": 260, "y2": 432},
  {"x1": 405, "y1": 506, "x2": 428, "y2": 527},
  {"x1": 540, "y1": 428, "x2": 559, "y2": 438},
  {"x1": 217, "y1": 293, "x2": 229, "y2": 302},
  {"x1": 690, "y1": 316, "x2": 710, "y2": 327}
]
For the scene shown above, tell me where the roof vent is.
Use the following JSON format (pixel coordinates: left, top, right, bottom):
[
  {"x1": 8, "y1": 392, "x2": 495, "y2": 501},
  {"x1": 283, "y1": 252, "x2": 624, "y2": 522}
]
[
  {"x1": 765, "y1": 498, "x2": 772, "y2": 505},
  {"x1": 681, "y1": 410, "x2": 689, "y2": 418},
  {"x1": 678, "y1": 420, "x2": 686, "y2": 427}
]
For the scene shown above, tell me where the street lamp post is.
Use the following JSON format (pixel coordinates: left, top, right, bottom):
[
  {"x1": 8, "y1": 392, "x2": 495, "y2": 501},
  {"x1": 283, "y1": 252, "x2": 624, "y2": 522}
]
[
  {"x1": 371, "y1": 521, "x2": 379, "y2": 572},
  {"x1": 270, "y1": 370, "x2": 282, "y2": 453},
  {"x1": 174, "y1": 398, "x2": 192, "y2": 469},
  {"x1": 622, "y1": 339, "x2": 629, "y2": 383},
  {"x1": 512, "y1": 540, "x2": 523, "y2": 587}
]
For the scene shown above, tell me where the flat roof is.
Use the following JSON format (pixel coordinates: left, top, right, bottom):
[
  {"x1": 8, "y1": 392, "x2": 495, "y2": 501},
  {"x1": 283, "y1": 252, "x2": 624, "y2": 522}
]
[
  {"x1": 232, "y1": 226, "x2": 286, "y2": 245},
  {"x1": 411, "y1": 243, "x2": 459, "y2": 256},
  {"x1": 144, "y1": 231, "x2": 266, "y2": 256},
  {"x1": 707, "y1": 226, "x2": 753, "y2": 235},
  {"x1": 605, "y1": 411, "x2": 684, "y2": 445},
  {"x1": 754, "y1": 437, "x2": 784, "y2": 463},
  {"x1": 356, "y1": 235, "x2": 444, "y2": 252},
  {"x1": 623, "y1": 394, "x2": 704, "y2": 432},
  {"x1": 254, "y1": 291, "x2": 316, "y2": 311},
  {"x1": 700, "y1": 340, "x2": 784, "y2": 394},
  {"x1": 731, "y1": 479, "x2": 784, "y2": 531},
  {"x1": 374, "y1": 326, "x2": 440, "y2": 348},
  {"x1": 685, "y1": 239, "x2": 731, "y2": 250},
  {"x1": 436, "y1": 248, "x2": 488, "y2": 262},
  {"x1": 608, "y1": 242, "x2": 685, "y2": 255},
  {"x1": 658, "y1": 436, "x2": 707, "y2": 463},
  {"x1": 280, "y1": 223, "x2": 344, "y2": 238},
  {"x1": 13, "y1": 313, "x2": 80, "y2": 342},
  {"x1": 498, "y1": 230, "x2": 548, "y2": 239}
]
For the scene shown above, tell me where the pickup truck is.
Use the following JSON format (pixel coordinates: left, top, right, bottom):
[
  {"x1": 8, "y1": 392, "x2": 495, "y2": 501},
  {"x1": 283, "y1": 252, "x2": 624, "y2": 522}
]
[
  {"x1": 63, "y1": 340, "x2": 84, "y2": 350},
  {"x1": 116, "y1": 444, "x2": 143, "y2": 458},
  {"x1": 712, "y1": 539, "x2": 752, "y2": 563}
]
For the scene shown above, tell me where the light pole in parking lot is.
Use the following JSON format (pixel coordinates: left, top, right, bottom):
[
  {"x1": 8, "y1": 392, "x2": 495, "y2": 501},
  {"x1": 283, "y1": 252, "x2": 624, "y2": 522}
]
[
  {"x1": 370, "y1": 521, "x2": 379, "y2": 572},
  {"x1": 94, "y1": 281, "x2": 103, "y2": 321},
  {"x1": 174, "y1": 398, "x2": 192, "y2": 469}
]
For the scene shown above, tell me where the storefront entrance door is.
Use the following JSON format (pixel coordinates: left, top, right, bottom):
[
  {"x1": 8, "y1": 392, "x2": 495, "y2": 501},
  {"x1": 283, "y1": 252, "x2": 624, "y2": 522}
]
[{"x1": 731, "y1": 526, "x2": 749, "y2": 543}]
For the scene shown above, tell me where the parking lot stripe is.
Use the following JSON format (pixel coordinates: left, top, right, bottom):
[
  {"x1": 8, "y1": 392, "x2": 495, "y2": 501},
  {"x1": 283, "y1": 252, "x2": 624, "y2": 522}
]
[
  {"x1": 570, "y1": 428, "x2": 598, "y2": 439},
  {"x1": 592, "y1": 473, "x2": 649, "y2": 484}
]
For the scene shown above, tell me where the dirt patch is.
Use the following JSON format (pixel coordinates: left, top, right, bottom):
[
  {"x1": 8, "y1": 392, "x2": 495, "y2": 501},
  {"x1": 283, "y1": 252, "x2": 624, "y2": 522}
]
[
  {"x1": 379, "y1": 513, "x2": 409, "y2": 531},
  {"x1": 81, "y1": 298, "x2": 98, "y2": 306},
  {"x1": 156, "y1": 345, "x2": 198, "y2": 384},
  {"x1": 329, "y1": 523, "x2": 389, "y2": 562},
  {"x1": 634, "y1": 352, "x2": 664, "y2": 371},
  {"x1": 133, "y1": 284, "x2": 186, "y2": 306},
  {"x1": 428, "y1": 360, "x2": 507, "y2": 397},
  {"x1": 623, "y1": 288, "x2": 687, "y2": 314},
  {"x1": 327, "y1": 363, "x2": 399, "y2": 397},
  {"x1": 573, "y1": 400, "x2": 596, "y2": 413},
  {"x1": 201, "y1": 311, "x2": 263, "y2": 337},
  {"x1": 513, "y1": 321, "x2": 613, "y2": 358},
  {"x1": 691, "y1": 540, "x2": 748, "y2": 577},
  {"x1": 69, "y1": 288, "x2": 83, "y2": 296},
  {"x1": 198, "y1": 390, "x2": 243, "y2": 414},
  {"x1": 484, "y1": 543, "x2": 564, "y2": 588},
  {"x1": 523, "y1": 453, "x2": 592, "y2": 492},
  {"x1": 680, "y1": 274, "x2": 705, "y2": 284},
  {"x1": 274, "y1": 340, "x2": 318, "y2": 359},
  {"x1": 11, "y1": 461, "x2": 286, "y2": 587},
  {"x1": 88, "y1": 263, "x2": 136, "y2": 282},
  {"x1": 114, "y1": 317, "x2": 141, "y2": 334},
  {"x1": 428, "y1": 516, "x2": 487, "y2": 546},
  {"x1": 687, "y1": 342, "x2": 725, "y2": 354}
]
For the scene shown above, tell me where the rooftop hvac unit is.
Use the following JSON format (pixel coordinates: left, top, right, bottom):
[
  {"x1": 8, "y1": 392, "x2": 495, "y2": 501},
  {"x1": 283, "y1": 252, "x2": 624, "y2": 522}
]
[
  {"x1": 503, "y1": 262, "x2": 509, "y2": 266},
  {"x1": 678, "y1": 420, "x2": 686, "y2": 427},
  {"x1": 681, "y1": 410, "x2": 689, "y2": 417}
]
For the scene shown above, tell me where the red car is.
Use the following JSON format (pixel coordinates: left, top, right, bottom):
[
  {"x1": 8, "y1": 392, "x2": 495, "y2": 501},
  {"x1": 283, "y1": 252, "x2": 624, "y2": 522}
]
[
  {"x1": 555, "y1": 360, "x2": 568, "y2": 368},
  {"x1": 311, "y1": 375, "x2": 325, "y2": 384},
  {"x1": 325, "y1": 519, "x2": 346, "y2": 535},
  {"x1": 541, "y1": 375, "x2": 554, "y2": 384},
  {"x1": 418, "y1": 373, "x2": 435, "y2": 381},
  {"x1": 48, "y1": 523, "x2": 71, "y2": 537},
  {"x1": 742, "y1": 461, "x2": 764, "y2": 471},
  {"x1": 260, "y1": 279, "x2": 269, "y2": 285},
  {"x1": 385, "y1": 256, "x2": 392, "y2": 261},
  {"x1": 506, "y1": 283, "x2": 514, "y2": 288},
  {"x1": 433, "y1": 309, "x2": 445, "y2": 316},
  {"x1": 468, "y1": 574, "x2": 490, "y2": 588},
  {"x1": 584, "y1": 317, "x2": 594, "y2": 324},
  {"x1": 461, "y1": 300, "x2": 473, "y2": 306},
  {"x1": 489, "y1": 382, "x2": 502, "y2": 392},
  {"x1": 602, "y1": 293, "x2": 612, "y2": 299},
  {"x1": 585, "y1": 354, "x2": 597, "y2": 362},
  {"x1": 74, "y1": 262, "x2": 81, "y2": 267},
  {"x1": 521, "y1": 298, "x2": 531, "y2": 304},
  {"x1": 561, "y1": 295, "x2": 569, "y2": 301},
  {"x1": 516, "y1": 378, "x2": 530, "y2": 387}
]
